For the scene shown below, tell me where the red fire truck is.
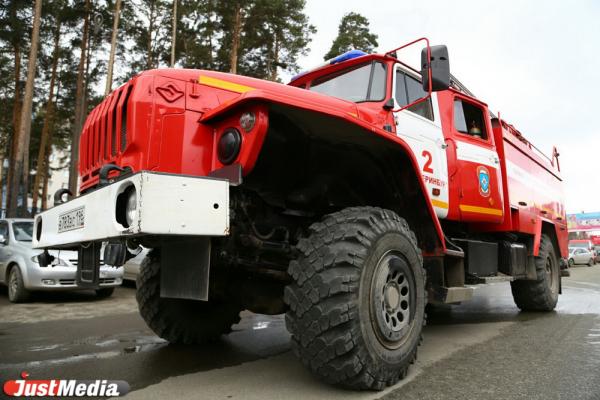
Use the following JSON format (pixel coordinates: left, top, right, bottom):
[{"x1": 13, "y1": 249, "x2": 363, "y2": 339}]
[{"x1": 32, "y1": 39, "x2": 567, "y2": 390}]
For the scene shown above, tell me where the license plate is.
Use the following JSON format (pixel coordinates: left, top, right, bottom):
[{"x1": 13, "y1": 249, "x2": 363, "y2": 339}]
[{"x1": 58, "y1": 206, "x2": 85, "y2": 233}]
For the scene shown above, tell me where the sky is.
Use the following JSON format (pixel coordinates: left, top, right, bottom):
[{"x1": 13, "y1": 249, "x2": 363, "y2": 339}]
[{"x1": 295, "y1": 0, "x2": 600, "y2": 213}]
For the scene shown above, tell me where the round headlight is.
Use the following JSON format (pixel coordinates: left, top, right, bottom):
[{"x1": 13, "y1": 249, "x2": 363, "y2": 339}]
[
  {"x1": 239, "y1": 112, "x2": 256, "y2": 132},
  {"x1": 125, "y1": 187, "x2": 137, "y2": 226},
  {"x1": 217, "y1": 128, "x2": 242, "y2": 165}
]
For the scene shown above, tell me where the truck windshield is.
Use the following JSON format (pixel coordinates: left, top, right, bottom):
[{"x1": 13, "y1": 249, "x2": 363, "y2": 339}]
[
  {"x1": 12, "y1": 222, "x2": 33, "y2": 242},
  {"x1": 309, "y1": 61, "x2": 386, "y2": 103}
]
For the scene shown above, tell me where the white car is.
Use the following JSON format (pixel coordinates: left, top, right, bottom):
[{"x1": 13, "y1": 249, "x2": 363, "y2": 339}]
[
  {"x1": 568, "y1": 247, "x2": 595, "y2": 267},
  {"x1": 0, "y1": 218, "x2": 124, "y2": 302},
  {"x1": 122, "y1": 248, "x2": 149, "y2": 283}
]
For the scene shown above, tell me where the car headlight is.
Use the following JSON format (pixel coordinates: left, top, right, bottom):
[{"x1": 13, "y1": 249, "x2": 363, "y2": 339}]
[
  {"x1": 239, "y1": 112, "x2": 256, "y2": 132},
  {"x1": 31, "y1": 255, "x2": 67, "y2": 266},
  {"x1": 125, "y1": 187, "x2": 137, "y2": 226},
  {"x1": 217, "y1": 128, "x2": 242, "y2": 165}
]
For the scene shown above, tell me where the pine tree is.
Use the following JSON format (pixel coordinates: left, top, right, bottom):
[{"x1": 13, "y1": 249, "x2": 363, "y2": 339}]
[
  {"x1": 247, "y1": 0, "x2": 316, "y2": 81},
  {"x1": 0, "y1": 0, "x2": 31, "y2": 213},
  {"x1": 127, "y1": 0, "x2": 171, "y2": 73},
  {"x1": 215, "y1": 0, "x2": 315, "y2": 80},
  {"x1": 68, "y1": 0, "x2": 90, "y2": 195},
  {"x1": 175, "y1": 0, "x2": 219, "y2": 69},
  {"x1": 105, "y1": 0, "x2": 122, "y2": 95},
  {"x1": 7, "y1": 0, "x2": 42, "y2": 217},
  {"x1": 324, "y1": 12, "x2": 378, "y2": 60}
]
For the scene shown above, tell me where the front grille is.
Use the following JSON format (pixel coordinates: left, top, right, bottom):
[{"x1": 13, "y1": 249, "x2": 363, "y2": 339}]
[
  {"x1": 99, "y1": 278, "x2": 116, "y2": 284},
  {"x1": 59, "y1": 279, "x2": 76, "y2": 285},
  {"x1": 80, "y1": 82, "x2": 133, "y2": 177}
]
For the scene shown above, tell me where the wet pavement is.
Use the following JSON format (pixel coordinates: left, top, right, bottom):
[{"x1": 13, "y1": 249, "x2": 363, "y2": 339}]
[{"x1": 1, "y1": 266, "x2": 599, "y2": 399}]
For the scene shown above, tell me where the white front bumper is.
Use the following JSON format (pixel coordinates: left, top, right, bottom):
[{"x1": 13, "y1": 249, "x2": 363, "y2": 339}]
[{"x1": 33, "y1": 172, "x2": 230, "y2": 249}]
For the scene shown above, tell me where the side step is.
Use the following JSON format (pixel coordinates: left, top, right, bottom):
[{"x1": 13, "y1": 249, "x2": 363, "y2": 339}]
[
  {"x1": 466, "y1": 272, "x2": 515, "y2": 284},
  {"x1": 429, "y1": 286, "x2": 474, "y2": 304}
]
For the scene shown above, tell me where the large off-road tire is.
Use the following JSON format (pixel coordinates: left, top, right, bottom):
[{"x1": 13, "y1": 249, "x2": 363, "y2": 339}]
[
  {"x1": 510, "y1": 234, "x2": 559, "y2": 311},
  {"x1": 8, "y1": 265, "x2": 30, "y2": 303},
  {"x1": 285, "y1": 207, "x2": 426, "y2": 390},
  {"x1": 136, "y1": 249, "x2": 242, "y2": 344}
]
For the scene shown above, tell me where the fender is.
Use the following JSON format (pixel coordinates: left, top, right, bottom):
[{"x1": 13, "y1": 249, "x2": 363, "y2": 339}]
[{"x1": 201, "y1": 90, "x2": 446, "y2": 255}]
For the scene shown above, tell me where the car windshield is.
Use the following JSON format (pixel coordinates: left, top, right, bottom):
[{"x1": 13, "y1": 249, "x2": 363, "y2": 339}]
[
  {"x1": 12, "y1": 222, "x2": 33, "y2": 242},
  {"x1": 309, "y1": 61, "x2": 386, "y2": 103}
]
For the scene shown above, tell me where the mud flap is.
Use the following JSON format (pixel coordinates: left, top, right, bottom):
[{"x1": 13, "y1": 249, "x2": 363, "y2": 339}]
[
  {"x1": 76, "y1": 242, "x2": 102, "y2": 288},
  {"x1": 160, "y1": 237, "x2": 211, "y2": 301}
]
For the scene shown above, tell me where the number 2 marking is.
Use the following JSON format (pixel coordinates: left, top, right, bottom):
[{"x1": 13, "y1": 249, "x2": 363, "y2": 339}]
[{"x1": 422, "y1": 150, "x2": 434, "y2": 173}]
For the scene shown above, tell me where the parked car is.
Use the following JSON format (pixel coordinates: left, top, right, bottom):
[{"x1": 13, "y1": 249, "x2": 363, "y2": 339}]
[
  {"x1": 122, "y1": 248, "x2": 149, "y2": 283},
  {"x1": 568, "y1": 247, "x2": 595, "y2": 267},
  {"x1": 0, "y1": 218, "x2": 124, "y2": 303}
]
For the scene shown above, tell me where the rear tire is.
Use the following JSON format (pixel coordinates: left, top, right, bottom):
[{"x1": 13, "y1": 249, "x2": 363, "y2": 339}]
[
  {"x1": 95, "y1": 288, "x2": 115, "y2": 298},
  {"x1": 285, "y1": 207, "x2": 426, "y2": 390},
  {"x1": 568, "y1": 258, "x2": 574, "y2": 268},
  {"x1": 510, "y1": 234, "x2": 559, "y2": 311},
  {"x1": 136, "y1": 249, "x2": 242, "y2": 344},
  {"x1": 8, "y1": 266, "x2": 30, "y2": 303},
  {"x1": 588, "y1": 258, "x2": 594, "y2": 267}
]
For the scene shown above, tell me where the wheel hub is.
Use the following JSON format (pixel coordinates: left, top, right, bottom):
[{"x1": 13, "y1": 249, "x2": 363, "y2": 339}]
[
  {"x1": 371, "y1": 252, "x2": 415, "y2": 348},
  {"x1": 384, "y1": 283, "x2": 400, "y2": 311}
]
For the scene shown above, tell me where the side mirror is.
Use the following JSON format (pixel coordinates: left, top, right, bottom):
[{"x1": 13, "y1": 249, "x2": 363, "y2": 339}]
[
  {"x1": 421, "y1": 45, "x2": 450, "y2": 92},
  {"x1": 0, "y1": 234, "x2": 6, "y2": 245}
]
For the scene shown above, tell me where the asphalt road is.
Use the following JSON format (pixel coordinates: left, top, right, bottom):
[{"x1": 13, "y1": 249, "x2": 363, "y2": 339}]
[{"x1": 1, "y1": 267, "x2": 600, "y2": 399}]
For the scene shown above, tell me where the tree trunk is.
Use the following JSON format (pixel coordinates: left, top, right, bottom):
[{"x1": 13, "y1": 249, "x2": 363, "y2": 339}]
[
  {"x1": 32, "y1": 22, "x2": 61, "y2": 215},
  {"x1": 270, "y1": 36, "x2": 280, "y2": 81},
  {"x1": 147, "y1": 0, "x2": 155, "y2": 69},
  {"x1": 68, "y1": 0, "x2": 90, "y2": 195},
  {"x1": 7, "y1": 0, "x2": 42, "y2": 217},
  {"x1": 105, "y1": 0, "x2": 122, "y2": 96},
  {"x1": 170, "y1": 0, "x2": 177, "y2": 67},
  {"x1": 41, "y1": 153, "x2": 49, "y2": 211},
  {"x1": 229, "y1": 3, "x2": 241, "y2": 74},
  {"x1": 6, "y1": 36, "x2": 22, "y2": 213},
  {"x1": 0, "y1": 153, "x2": 4, "y2": 217}
]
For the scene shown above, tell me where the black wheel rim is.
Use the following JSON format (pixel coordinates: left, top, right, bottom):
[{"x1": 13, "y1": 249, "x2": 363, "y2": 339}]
[{"x1": 371, "y1": 251, "x2": 416, "y2": 349}]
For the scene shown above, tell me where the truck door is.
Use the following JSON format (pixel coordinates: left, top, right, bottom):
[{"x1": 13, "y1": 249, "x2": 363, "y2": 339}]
[
  {"x1": 450, "y1": 95, "x2": 504, "y2": 223},
  {"x1": 393, "y1": 65, "x2": 449, "y2": 219}
]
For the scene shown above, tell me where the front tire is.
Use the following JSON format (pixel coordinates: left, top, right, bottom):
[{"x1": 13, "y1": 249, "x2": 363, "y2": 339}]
[
  {"x1": 8, "y1": 266, "x2": 30, "y2": 303},
  {"x1": 285, "y1": 207, "x2": 426, "y2": 390},
  {"x1": 510, "y1": 234, "x2": 559, "y2": 311},
  {"x1": 136, "y1": 249, "x2": 242, "y2": 344},
  {"x1": 588, "y1": 258, "x2": 594, "y2": 267},
  {"x1": 568, "y1": 258, "x2": 574, "y2": 268}
]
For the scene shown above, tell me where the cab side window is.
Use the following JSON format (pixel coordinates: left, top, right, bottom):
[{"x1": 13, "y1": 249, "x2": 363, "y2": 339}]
[
  {"x1": 395, "y1": 70, "x2": 434, "y2": 121},
  {"x1": 454, "y1": 99, "x2": 488, "y2": 140}
]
